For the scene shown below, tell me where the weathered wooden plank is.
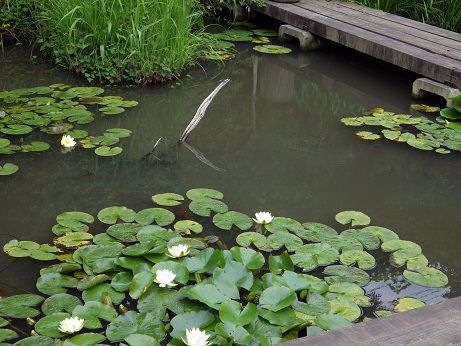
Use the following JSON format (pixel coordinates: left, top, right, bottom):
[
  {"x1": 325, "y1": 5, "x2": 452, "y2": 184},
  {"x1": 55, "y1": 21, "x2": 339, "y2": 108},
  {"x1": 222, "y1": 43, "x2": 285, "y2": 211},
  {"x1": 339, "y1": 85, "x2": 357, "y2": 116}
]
[
  {"x1": 284, "y1": 297, "x2": 461, "y2": 345},
  {"x1": 337, "y1": 0, "x2": 461, "y2": 42},
  {"x1": 300, "y1": 0, "x2": 461, "y2": 53},
  {"x1": 258, "y1": 1, "x2": 461, "y2": 88}
]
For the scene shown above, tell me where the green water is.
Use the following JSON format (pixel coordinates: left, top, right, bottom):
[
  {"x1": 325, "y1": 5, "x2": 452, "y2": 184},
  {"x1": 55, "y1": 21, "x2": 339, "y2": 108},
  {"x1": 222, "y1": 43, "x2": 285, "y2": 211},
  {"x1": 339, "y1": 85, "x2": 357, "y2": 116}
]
[{"x1": 0, "y1": 44, "x2": 459, "y2": 310}]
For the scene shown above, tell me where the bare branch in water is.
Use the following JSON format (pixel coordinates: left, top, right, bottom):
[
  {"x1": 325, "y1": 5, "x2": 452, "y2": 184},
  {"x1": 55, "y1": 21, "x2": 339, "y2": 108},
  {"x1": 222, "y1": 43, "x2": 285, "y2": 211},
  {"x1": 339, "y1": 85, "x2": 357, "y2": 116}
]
[
  {"x1": 179, "y1": 79, "x2": 230, "y2": 142},
  {"x1": 182, "y1": 141, "x2": 225, "y2": 172}
]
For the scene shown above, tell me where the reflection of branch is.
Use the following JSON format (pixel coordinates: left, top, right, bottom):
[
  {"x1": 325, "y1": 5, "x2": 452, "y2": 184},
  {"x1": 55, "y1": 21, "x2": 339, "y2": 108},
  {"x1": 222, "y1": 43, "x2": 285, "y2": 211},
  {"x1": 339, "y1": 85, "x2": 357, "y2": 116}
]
[
  {"x1": 179, "y1": 79, "x2": 230, "y2": 142},
  {"x1": 182, "y1": 141, "x2": 225, "y2": 172}
]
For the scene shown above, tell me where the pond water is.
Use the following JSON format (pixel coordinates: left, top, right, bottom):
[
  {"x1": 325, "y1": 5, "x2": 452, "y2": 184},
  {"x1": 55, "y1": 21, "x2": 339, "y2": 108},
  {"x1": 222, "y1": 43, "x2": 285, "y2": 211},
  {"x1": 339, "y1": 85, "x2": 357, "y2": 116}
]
[{"x1": 1, "y1": 42, "x2": 460, "y2": 311}]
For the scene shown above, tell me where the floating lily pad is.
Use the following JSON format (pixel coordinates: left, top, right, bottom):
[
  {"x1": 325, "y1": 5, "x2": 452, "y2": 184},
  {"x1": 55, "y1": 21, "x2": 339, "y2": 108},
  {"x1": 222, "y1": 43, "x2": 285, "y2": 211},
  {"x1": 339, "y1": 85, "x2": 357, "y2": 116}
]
[
  {"x1": 298, "y1": 223, "x2": 338, "y2": 242},
  {"x1": 135, "y1": 208, "x2": 175, "y2": 226},
  {"x1": 335, "y1": 211, "x2": 371, "y2": 227},
  {"x1": 268, "y1": 232, "x2": 303, "y2": 252},
  {"x1": 381, "y1": 239, "x2": 422, "y2": 267},
  {"x1": 152, "y1": 193, "x2": 184, "y2": 206},
  {"x1": 41, "y1": 293, "x2": 82, "y2": 315},
  {"x1": 56, "y1": 211, "x2": 94, "y2": 232},
  {"x1": 73, "y1": 301, "x2": 118, "y2": 329},
  {"x1": 1, "y1": 124, "x2": 33, "y2": 135},
  {"x1": 253, "y1": 44, "x2": 292, "y2": 54},
  {"x1": 265, "y1": 217, "x2": 304, "y2": 234},
  {"x1": 99, "y1": 106, "x2": 125, "y2": 115},
  {"x1": 174, "y1": 220, "x2": 203, "y2": 234},
  {"x1": 0, "y1": 294, "x2": 44, "y2": 318},
  {"x1": 21, "y1": 141, "x2": 50, "y2": 152},
  {"x1": 229, "y1": 247, "x2": 265, "y2": 270},
  {"x1": 213, "y1": 29, "x2": 253, "y2": 42},
  {"x1": 189, "y1": 199, "x2": 228, "y2": 217},
  {"x1": 98, "y1": 206, "x2": 136, "y2": 224},
  {"x1": 35, "y1": 312, "x2": 69, "y2": 337},
  {"x1": 54, "y1": 231, "x2": 93, "y2": 248},
  {"x1": 213, "y1": 211, "x2": 253, "y2": 231},
  {"x1": 290, "y1": 243, "x2": 339, "y2": 272},
  {"x1": 36, "y1": 273, "x2": 78, "y2": 295},
  {"x1": 403, "y1": 267, "x2": 448, "y2": 288},
  {"x1": 259, "y1": 286, "x2": 296, "y2": 312},
  {"x1": 0, "y1": 163, "x2": 18, "y2": 176},
  {"x1": 339, "y1": 250, "x2": 376, "y2": 270},
  {"x1": 356, "y1": 131, "x2": 381, "y2": 140},
  {"x1": 236, "y1": 232, "x2": 268, "y2": 250},
  {"x1": 186, "y1": 188, "x2": 223, "y2": 200},
  {"x1": 394, "y1": 297, "x2": 425, "y2": 312},
  {"x1": 323, "y1": 265, "x2": 370, "y2": 287},
  {"x1": 329, "y1": 295, "x2": 362, "y2": 322},
  {"x1": 94, "y1": 146, "x2": 123, "y2": 156}
]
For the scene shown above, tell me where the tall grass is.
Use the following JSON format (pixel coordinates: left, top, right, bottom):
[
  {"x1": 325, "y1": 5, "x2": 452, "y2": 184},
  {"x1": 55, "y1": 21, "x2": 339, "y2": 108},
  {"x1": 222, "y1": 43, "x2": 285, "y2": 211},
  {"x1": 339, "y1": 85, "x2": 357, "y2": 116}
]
[
  {"x1": 352, "y1": 0, "x2": 461, "y2": 33},
  {"x1": 40, "y1": 0, "x2": 212, "y2": 84}
]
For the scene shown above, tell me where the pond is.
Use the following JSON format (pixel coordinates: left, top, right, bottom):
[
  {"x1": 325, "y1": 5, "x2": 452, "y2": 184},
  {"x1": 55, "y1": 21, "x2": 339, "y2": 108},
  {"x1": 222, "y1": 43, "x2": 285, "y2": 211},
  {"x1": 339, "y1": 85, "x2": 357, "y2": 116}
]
[{"x1": 0, "y1": 41, "x2": 460, "y2": 329}]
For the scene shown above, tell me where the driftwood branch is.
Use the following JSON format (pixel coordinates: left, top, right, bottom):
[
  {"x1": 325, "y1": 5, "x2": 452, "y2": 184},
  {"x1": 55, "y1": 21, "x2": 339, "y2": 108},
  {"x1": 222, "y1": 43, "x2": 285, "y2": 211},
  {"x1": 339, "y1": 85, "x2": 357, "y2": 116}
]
[{"x1": 179, "y1": 79, "x2": 230, "y2": 142}]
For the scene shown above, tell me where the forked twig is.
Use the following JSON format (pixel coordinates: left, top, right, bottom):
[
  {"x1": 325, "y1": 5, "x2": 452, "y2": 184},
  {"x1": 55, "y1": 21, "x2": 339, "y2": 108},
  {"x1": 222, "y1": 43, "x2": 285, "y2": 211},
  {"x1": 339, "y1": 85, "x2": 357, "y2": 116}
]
[{"x1": 179, "y1": 79, "x2": 230, "y2": 142}]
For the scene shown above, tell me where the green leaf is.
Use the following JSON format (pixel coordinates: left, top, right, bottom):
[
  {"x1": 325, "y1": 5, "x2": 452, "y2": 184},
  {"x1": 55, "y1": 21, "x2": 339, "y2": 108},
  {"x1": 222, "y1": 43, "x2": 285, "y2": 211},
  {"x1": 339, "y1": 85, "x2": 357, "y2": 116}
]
[
  {"x1": 111, "y1": 271, "x2": 133, "y2": 292},
  {"x1": 0, "y1": 163, "x2": 18, "y2": 176},
  {"x1": 36, "y1": 273, "x2": 78, "y2": 295},
  {"x1": 267, "y1": 232, "x2": 303, "y2": 252},
  {"x1": 173, "y1": 220, "x2": 203, "y2": 234},
  {"x1": 440, "y1": 107, "x2": 461, "y2": 120},
  {"x1": 403, "y1": 267, "x2": 448, "y2": 288},
  {"x1": 106, "y1": 311, "x2": 164, "y2": 341},
  {"x1": 0, "y1": 294, "x2": 44, "y2": 318},
  {"x1": 219, "y1": 301, "x2": 257, "y2": 326},
  {"x1": 185, "y1": 248, "x2": 224, "y2": 273},
  {"x1": 362, "y1": 226, "x2": 399, "y2": 242},
  {"x1": 328, "y1": 296, "x2": 362, "y2": 321},
  {"x1": 265, "y1": 217, "x2": 304, "y2": 234},
  {"x1": 406, "y1": 254, "x2": 429, "y2": 271},
  {"x1": 394, "y1": 297, "x2": 425, "y2": 312},
  {"x1": 82, "y1": 283, "x2": 125, "y2": 304},
  {"x1": 64, "y1": 333, "x2": 106, "y2": 345},
  {"x1": 124, "y1": 334, "x2": 160, "y2": 346},
  {"x1": 129, "y1": 272, "x2": 154, "y2": 299},
  {"x1": 56, "y1": 212, "x2": 94, "y2": 232},
  {"x1": 253, "y1": 44, "x2": 292, "y2": 54},
  {"x1": 297, "y1": 223, "x2": 338, "y2": 242},
  {"x1": 184, "y1": 283, "x2": 228, "y2": 309},
  {"x1": 356, "y1": 131, "x2": 381, "y2": 140},
  {"x1": 0, "y1": 328, "x2": 17, "y2": 342},
  {"x1": 259, "y1": 286, "x2": 296, "y2": 312},
  {"x1": 1, "y1": 124, "x2": 33, "y2": 135},
  {"x1": 323, "y1": 265, "x2": 370, "y2": 287},
  {"x1": 54, "y1": 232, "x2": 93, "y2": 248},
  {"x1": 229, "y1": 247, "x2": 265, "y2": 270},
  {"x1": 252, "y1": 29, "x2": 278, "y2": 37},
  {"x1": 381, "y1": 239, "x2": 422, "y2": 266},
  {"x1": 335, "y1": 211, "x2": 371, "y2": 227},
  {"x1": 135, "y1": 208, "x2": 175, "y2": 226},
  {"x1": 293, "y1": 292, "x2": 330, "y2": 316},
  {"x1": 99, "y1": 106, "x2": 125, "y2": 115},
  {"x1": 186, "y1": 188, "x2": 223, "y2": 200},
  {"x1": 236, "y1": 232, "x2": 268, "y2": 250},
  {"x1": 215, "y1": 322, "x2": 252, "y2": 345},
  {"x1": 151, "y1": 193, "x2": 184, "y2": 206},
  {"x1": 189, "y1": 199, "x2": 228, "y2": 217},
  {"x1": 170, "y1": 311, "x2": 215, "y2": 338},
  {"x1": 35, "y1": 312, "x2": 69, "y2": 337},
  {"x1": 41, "y1": 293, "x2": 82, "y2": 315},
  {"x1": 314, "y1": 314, "x2": 352, "y2": 330},
  {"x1": 290, "y1": 243, "x2": 339, "y2": 272},
  {"x1": 339, "y1": 250, "x2": 376, "y2": 270},
  {"x1": 213, "y1": 260, "x2": 253, "y2": 290},
  {"x1": 213, "y1": 211, "x2": 252, "y2": 231},
  {"x1": 94, "y1": 146, "x2": 123, "y2": 156},
  {"x1": 72, "y1": 301, "x2": 117, "y2": 329},
  {"x1": 97, "y1": 206, "x2": 136, "y2": 224},
  {"x1": 340, "y1": 229, "x2": 380, "y2": 250},
  {"x1": 106, "y1": 223, "x2": 142, "y2": 241},
  {"x1": 268, "y1": 253, "x2": 294, "y2": 274},
  {"x1": 327, "y1": 282, "x2": 370, "y2": 307}
]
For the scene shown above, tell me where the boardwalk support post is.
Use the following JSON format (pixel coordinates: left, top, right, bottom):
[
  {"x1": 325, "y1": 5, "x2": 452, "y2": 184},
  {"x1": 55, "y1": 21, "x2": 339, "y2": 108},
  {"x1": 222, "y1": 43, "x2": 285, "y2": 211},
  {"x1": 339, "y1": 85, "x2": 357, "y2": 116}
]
[
  {"x1": 412, "y1": 78, "x2": 461, "y2": 107},
  {"x1": 278, "y1": 24, "x2": 321, "y2": 50}
]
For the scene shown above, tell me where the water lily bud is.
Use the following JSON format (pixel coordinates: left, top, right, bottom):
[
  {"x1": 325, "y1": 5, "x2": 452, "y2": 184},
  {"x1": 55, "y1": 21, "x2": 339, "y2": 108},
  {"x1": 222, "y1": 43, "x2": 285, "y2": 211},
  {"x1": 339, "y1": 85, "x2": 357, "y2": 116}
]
[
  {"x1": 26, "y1": 317, "x2": 36, "y2": 326},
  {"x1": 31, "y1": 330, "x2": 39, "y2": 336},
  {"x1": 300, "y1": 290, "x2": 308, "y2": 300},
  {"x1": 119, "y1": 304, "x2": 128, "y2": 313}
]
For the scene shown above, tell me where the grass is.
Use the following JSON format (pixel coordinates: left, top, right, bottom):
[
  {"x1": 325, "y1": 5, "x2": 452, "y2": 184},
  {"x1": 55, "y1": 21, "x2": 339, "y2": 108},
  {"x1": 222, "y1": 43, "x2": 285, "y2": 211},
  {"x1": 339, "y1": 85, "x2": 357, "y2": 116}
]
[
  {"x1": 351, "y1": 0, "x2": 461, "y2": 32},
  {"x1": 39, "y1": 0, "x2": 214, "y2": 84}
]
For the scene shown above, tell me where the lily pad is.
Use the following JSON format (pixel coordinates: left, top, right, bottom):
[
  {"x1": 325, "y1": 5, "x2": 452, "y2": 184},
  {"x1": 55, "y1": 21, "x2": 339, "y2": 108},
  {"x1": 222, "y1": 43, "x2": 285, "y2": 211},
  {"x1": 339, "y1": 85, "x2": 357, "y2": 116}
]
[
  {"x1": 189, "y1": 199, "x2": 228, "y2": 217},
  {"x1": 253, "y1": 45, "x2": 292, "y2": 54},
  {"x1": 381, "y1": 239, "x2": 422, "y2": 267},
  {"x1": 323, "y1": 265, "x2": 370, "y2": 287},
  {"x1": 212, "y1": 211, "x2": 252, "y2": 231},
  {"x1": 290, "y1": 243, "x2": 339, "y2": 271},
  {"x1": 173, "y1": 220, "x2": 203, "y2": 234},
  {"x1": 34, "y1": 312, "x2": 69, "y2": 337},
  {"x1": 236, "y1": 232, "x2": 268, "y2": 250},
  {"x1": 267, "y1": 232, "x2": 303, "y2": 252},
  {"x1": 403, "y1": 267, "x2": 448, "y2": 288},
  {"x1": 0, "y1": 163, "x2": 18, "y2": 176},
  {"x1": 335, "y1": 211, "x2": 371, "y2": 227},
  {"x1": 1, "y1": 124, "x2": 33, "y2": 135},
  {"x1": 265, "y1": 217, "x2": 304, "y2": 234},
  {"x1": 394, "y1": 297, "x2": 425, "y2": 312},
  {"x1": 36, "y1": 273, "x2": 78, "y2": 295},
  {"x1": 229, "y1": 246, "x2": 265, "y2": 270},
  {"x1": 339, "y1": 250, "x2": 376, "y2": 270},
  {"x1": 135, "y1": 208, "x2": 175, "y2": 226},
  {"x1": 56, "y1": 212, "x2": 94, "y2": 232},
  {"x1": 73, "y1": 301, "x2": 118, "y2": 329},
  {"x1": 186, "y1": 188, "x2": 223, "y2": 200},
  {"x1": 54, "y1": 232, "x2": 93, "y2": 248},
  {"x1": 259, "y1": 286, "x2": 296, "y2": 312},
  {"x1": 356, "y1": 131, "x2": 381, "y2": 140},
  {"x1": 297, "y1": 222, "x2": 338, "y2": 242},
  {"x1": 99, "y1": 106, "x2": 125, "y2": 115},
  {"x1": 97, "y1": 206, "x2": 136, "y2": 224},
  {"x1": 0, "y1": 294, "x2": 44, "y2": 318},
  {"x1": 94, "y1": 146, "x2": 123, "y2": 156},
  {"x1": 151, "y1": 193, "x2": 184, "y2": 206}
]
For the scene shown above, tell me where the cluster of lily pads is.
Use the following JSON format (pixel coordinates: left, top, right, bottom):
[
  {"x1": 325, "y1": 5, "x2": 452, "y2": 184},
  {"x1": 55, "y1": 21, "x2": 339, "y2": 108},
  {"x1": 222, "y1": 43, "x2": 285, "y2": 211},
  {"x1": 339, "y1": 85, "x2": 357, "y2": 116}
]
[
  {"x1": 341, "y1": 104, "x2": 461, "y2": 153},
  {"x1": 0, "y1": 188, "x2": 449, "y2": 345},
  {"x1": 209, "y1": 26, "x2": 291, "y2": 60},
  {"x1": 0, "y1": 85, "x2": 137, "y2": 176}
]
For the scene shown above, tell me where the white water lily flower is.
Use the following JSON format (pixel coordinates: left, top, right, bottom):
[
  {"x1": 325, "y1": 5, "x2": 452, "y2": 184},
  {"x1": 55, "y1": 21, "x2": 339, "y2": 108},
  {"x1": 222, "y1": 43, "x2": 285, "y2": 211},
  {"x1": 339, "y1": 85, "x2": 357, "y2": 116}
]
[
  {"x1": 58, "y1": 316, "x2": 84, "y2": 334},
  {"x1": 184, "y1": 328, "x2": 210, "y2": 346},
  {"x1": 167, "y1": 244, "x2": 190, "y2": 258},
  {"x1": 253, "y1": 211, "x2": 274, "y2": 224},
  {"x1": 154, "y1": 269, "x2": 177, "y2": 288},
  {"x1": 60, "y1": 134, "x2": 76, "y2": 148}
]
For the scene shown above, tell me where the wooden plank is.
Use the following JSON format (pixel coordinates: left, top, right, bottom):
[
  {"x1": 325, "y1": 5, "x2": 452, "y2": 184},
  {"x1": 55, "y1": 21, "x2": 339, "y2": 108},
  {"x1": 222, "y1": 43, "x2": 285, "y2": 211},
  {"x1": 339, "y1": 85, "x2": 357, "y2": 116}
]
[
  {"x1": 284, "y1": 297, "x2": 461, "y2": 345},
  {"x1": 301, "y1": 0, "x2": 461, "y2": 53},
  {"x1": 337, "y1": 0, "x2": 461, "y2": 42},
  {"x1": 258, "y1": 1, "x2": 461, "y2": 88}
]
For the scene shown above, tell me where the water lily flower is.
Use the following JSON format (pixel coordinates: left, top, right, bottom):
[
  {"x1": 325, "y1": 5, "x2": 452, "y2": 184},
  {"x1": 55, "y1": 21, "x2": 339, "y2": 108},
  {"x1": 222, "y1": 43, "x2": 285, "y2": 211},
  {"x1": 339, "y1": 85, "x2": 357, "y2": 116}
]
[
  {"x1": 58, "y1": 316, "x2": 84, "y2": 334},
  {"x1": 154, "y1": 269, "x2": 177, "y2": 288},
  {"x1": 253, "y1": 211, "x2": 274, "y2": 224},
  {"x1": 61, "y1": 134, "x2": 76, "y2": 148},
  {"x1": 184, "y1": 328, "x2": 210, "y2": 346},
  {"x1": 167, "y1": 244, "x2": 190, "y2": 258}
]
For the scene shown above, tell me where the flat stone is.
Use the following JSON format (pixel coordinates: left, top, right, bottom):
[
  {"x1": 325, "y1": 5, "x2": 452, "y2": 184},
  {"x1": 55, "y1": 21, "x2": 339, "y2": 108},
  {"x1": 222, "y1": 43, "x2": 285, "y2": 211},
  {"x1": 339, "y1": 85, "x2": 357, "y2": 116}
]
[
  {"x1": 413, "y1": 78, "x2": 461, "y2": 107},
  {"x1": 284, "y1": 297, "x2": 461, "y2": 345}
]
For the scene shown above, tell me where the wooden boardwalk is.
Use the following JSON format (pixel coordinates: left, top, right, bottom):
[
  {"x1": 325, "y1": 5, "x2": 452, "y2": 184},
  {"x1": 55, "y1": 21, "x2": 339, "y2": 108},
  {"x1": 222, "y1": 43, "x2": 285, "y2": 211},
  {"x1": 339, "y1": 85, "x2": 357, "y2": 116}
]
[
  {"x1": 285, "y1": 296, "x2": 461, "y2": 345},
  {"x1": 257, "y1": 0, "x2": 461, "y2": 88}
]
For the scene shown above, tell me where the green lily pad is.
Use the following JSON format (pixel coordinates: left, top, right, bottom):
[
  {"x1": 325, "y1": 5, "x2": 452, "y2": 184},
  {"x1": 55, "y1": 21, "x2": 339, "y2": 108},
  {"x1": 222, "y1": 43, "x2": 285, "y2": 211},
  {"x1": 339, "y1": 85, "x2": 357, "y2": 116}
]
[
  {"x1": 151, "y1": 193, "x2": 184, "y2": 206},
  {"x1": 362, "y1": 226, "x2": 399, "y2": 243},
  {"x1": 252, "y1": 29, "x2": 278, "y2": 37},
  {"x1": 403, "y1": 267, "x2": 448, "y2": 288},
  {"x1": 229, "y1": 247, "x2": 265, "y2": 270},
  {"x1": 406, "y1": 254, "x2": 429, "y2": 271},
  {"x1": 253, "y1": 45, "x2": 292, "y2": 54},
  {"x1": 394, "y1": 297, "x2": 425, "y2": 312},
  {"x1": 0, "y1": 328, "x2": 17, "y2": 342},
  {"x1": 236, "y1": 232, "x2": 268, "y2": 250},
  {"x1": 259, "y1": 286, "x2": 296, "y2": 312},
  {"x1": 329, "y1": 295, "x2": 362, "y2": 321},
  {"x1": 335, "y1": 211, "x2": 371, "y2": 227},
  {"x1": 21, "y1": 141, "x2": 50, "y2": 152},
  {"x1": 1, "y1": 124, "x2": 33, "y2": 135},
  {"x1": 64, "y1": 333, "x2": 107, "y2": 345},
  {"x1": 267, "y1": 232, "x2": 303, "y2": 252},
  {"x1": 323, "y1": 265, "x2": 370, "y2": 286},
  {"x1": 213, "y1": 29, "x2": 253, "y2": 42},
  {"x1": 315, "y1": 314, "x2": 352, "y2": 330},
  {"x1": 189, "y1": 199, "x2": 228, "y2": 217},
  {"x1": 406, "y1": 137, "x2": 434, "y2": 150},
  {"x1": 381, "y1": 239, "x2": 422, "y2": 267},
  {"x1": 265, "y1": 217, "x2": 304, "y2": 234},
  {"x1": 56, "y1": 212, "x2": 94, "y2": 232},
  {"x1": 0, "y1": 294, "x2": 44, "y2": 318},
  {"x1": 73, "y1": 301, "x2": 117, "y2": 329},
  {"x1": 99, "y1": 106, "x2": 125, "y2": 115},
  {"x1": 41, "y1": 293, "x2": 82, "y2": 315},
  {"x1": 328, "y1": 282, "x2": 370, "y2": 307},
  {"x1": 356, "y1": 131, "x2": 381, "y2": 140},
  {"x1": 339, "y1": 250, "x2": 376, "y2": 270},
  {"x1": 382, "y1": 129, "x2": 401, "y2": 140},
  {"x1": 440, "y1": 107, "x2": 461, "y2": 120},
  {"x1": 97, "y1": 206, "x2": 136, "y2": 224},
  {"x1": 170, "y1": 310, "x2": 215, "y2": 338},
  {"x1": 94, "y1": 146, "x2": 123, "y2": 156},
  {"x1": 268, "y1": 253, "x2": 294, "y2": 274},
  {"x1": 173, "y1": 220, "x2": 203, "y2": 234},
  {"x1": 341, "y1": 229, "x2": 380, "y2": 250},
  {"x1": 219, "y1": 301, "x2": 257, "y2": 326},
  {"x1": 54, "y1": 232, "x2": 93, "y2": 248},
  {"x1": 135, "y1": 208, "x2": 175, "y2": 226},
  {"x1": 186, "y1": 188, "x2": 223, "y2": 200},
  {"x1": 184, "y1": 283, "x2": 228, "y2": 310},
  {"x1": 297, "y1": 223, "x2": 338, "y2": 242},
  {"x1": 35, "y1": 312, "x2": 69, "y2": 337},
  {"x1": 0, "y1": 163, "x2": 18, "y2": 176},
  {"x1": 212, "y1": 211, "x2": 252, "y2": 231},
  {"x1": 290, "y1": 243, "x2": 339, "y2": 271},
  {"x1": 36, "y1": 273, "x2": 78, "y2": 295}
]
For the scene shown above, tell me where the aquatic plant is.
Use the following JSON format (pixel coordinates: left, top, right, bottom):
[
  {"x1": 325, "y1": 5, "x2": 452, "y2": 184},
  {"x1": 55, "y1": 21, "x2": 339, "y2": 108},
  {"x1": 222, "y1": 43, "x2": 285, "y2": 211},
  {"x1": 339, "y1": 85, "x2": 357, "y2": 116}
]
[
  {"x1": 0, "y1": 85, "x2": 137, "y2": 176},
  {"x1": 1, "y1": 188, "x2": 448, "y2": 344},
  {"x1": 341, "y1": 106, "x2": 461, "y2": 154},
  {"x1": 199, "y1": 0, "x2": 265, "y2": 18},
  {"x1": 39, "y1": 0, "x2": 212, "y2": 84},
  {"x1": 439, "y1": 95, "x2": 461, "y2": 123}
]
